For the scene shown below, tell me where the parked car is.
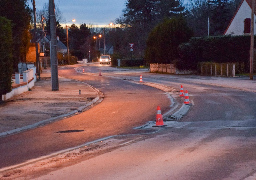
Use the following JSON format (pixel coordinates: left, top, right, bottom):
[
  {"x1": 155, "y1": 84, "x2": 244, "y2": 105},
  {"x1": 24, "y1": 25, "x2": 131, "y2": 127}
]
[{"x1": 99, "y1": 55, "x2": 111, "y2": 64}]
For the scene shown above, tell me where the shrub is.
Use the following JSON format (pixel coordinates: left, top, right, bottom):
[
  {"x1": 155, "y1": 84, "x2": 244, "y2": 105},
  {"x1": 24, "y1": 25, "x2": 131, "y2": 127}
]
[
  {"x1": 145, "y1": 16, "x2": 193, "y2": 64},
  {"x1": 178, "y1": 35, "x2": 253, "y2": 71},
  {"x1": 0, "y1": 16, "x2": 13, "y2": 98}
]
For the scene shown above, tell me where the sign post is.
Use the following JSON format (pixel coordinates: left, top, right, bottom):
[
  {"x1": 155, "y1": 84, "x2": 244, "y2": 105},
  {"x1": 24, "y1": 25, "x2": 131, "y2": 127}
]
[{"x1": 129, "y1": 43, "x2": 134, "y2": 63}]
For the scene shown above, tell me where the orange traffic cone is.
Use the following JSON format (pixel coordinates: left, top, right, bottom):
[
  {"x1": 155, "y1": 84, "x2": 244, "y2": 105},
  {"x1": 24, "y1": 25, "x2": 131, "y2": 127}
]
[
  {"x1": 153, "y1": 106, "x2": 166, "y2": 127},
  {"x1": 99, "y1": 70, "x2": 102, "y2": 76},
  {"x1": 184, "y1": 90, "x2": 190, "y2": 105},
  {"x1": 180, "y1": 85, "x2": 184, "y2": 97},
  {"x1": 140, "y1": 75, "x2": 143, "y2": 82}
]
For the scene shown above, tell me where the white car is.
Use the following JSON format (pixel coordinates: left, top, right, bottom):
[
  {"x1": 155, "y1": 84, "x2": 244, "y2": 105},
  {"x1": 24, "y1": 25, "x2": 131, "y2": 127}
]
[{"x1": 99, "y1": 55, "x2": 111, "y2": 64}]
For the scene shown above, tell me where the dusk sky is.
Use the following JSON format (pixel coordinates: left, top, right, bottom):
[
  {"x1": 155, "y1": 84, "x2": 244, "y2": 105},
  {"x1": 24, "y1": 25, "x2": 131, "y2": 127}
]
[{"x1": 30, "y1": 0, "x2": 127, "y2": 26}]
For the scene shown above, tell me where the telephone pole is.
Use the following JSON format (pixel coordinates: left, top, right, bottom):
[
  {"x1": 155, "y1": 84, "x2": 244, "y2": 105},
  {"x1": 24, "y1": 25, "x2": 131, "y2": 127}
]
[
  {"x1": 250, "y1": 0, "x2": 255, "y2": 80},
  {"x1": 32, "y1": 0, "x2": 40, "y2": 80},
  {"x1": 49, "y1": 0, "x2": 59, "y2": 90}
]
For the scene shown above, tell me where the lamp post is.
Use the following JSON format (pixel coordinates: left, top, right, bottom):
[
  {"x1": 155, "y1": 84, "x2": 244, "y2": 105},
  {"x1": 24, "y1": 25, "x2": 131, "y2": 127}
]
[
  {"x1": 102, "y1": 23, "x2": 115, "y2": 55},
  {"x1": 93, "y1": 34, "x2": 102, "y2": 51},
  {"x1": 250, "y1": 0, "x2": 255, "y2": 80},
  {"x1": 66, "y1": 19, "x2": 75, "y2": 64},
  {"x1": 103, "y1": 28, "x2": 106, "y2": 55},
  {"x1": 99, "y1": 34, "x2": 102, "y2": 50}
]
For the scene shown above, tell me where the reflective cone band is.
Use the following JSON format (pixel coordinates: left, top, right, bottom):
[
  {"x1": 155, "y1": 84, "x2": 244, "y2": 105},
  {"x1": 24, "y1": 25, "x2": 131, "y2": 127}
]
[
  {"x1": 155, "y1": 106, "x2": 164, "y2": 126},
  {"x1": 140, "y1": 75, "x2": 143, "y2": 82},
  {"x1": 180, "y1": 85, "x2": 184, "y2": 97},
  {"x1": 184, "y1": 90, "x2": 190, "y2": 105}
]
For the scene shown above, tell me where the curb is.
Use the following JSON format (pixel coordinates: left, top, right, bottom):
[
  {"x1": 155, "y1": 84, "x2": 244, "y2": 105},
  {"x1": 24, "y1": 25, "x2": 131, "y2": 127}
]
[
  {"x1": 0, "y1": 80, "x2": 104, "y2": 138},
  {"x1": 131, "y1": 81, "x2": 192, "y2": 129}
]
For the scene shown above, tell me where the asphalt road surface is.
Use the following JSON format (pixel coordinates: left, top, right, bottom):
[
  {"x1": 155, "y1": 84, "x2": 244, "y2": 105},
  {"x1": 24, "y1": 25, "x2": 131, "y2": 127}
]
[
  {"x1": 36, "y1": 64, "x2": 256, "y2": 180},
  {"x1": 0, "y1": 64, "x2": 170, "y2": 169},
  {"x1": 1, "y1": 63, "x2": 256, "y2": 180}
]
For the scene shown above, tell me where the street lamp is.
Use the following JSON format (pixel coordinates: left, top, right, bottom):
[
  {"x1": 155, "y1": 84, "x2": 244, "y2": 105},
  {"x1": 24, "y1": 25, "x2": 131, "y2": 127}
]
[
  {"x1": 99, "y1": 34, "x2": 102, "y2": 50},
  {"x1": 102, "y1": 22, "x2": 115, "y2": 55},
  {"x1": 93, "y1": 35, "x2": 102, "y2": 51},
  {"x1": 66, "y1": 19, "x2": 76, "y2": 64},
  {"x1": 109, "y1": 22, "x2": 116, "y2": 31}
]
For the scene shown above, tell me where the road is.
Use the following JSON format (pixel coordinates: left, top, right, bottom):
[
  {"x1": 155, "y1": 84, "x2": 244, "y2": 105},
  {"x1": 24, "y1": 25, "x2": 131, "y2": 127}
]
[
  {"x1": 1, "y1": 63, "x2": 256, "y2": 180},
  {"x1": 0, "y1": 63, "x2": 170, "y2": 169}
]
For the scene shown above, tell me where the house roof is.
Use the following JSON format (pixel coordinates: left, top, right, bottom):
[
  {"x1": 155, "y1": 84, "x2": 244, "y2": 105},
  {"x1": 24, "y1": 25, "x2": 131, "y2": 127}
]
[
  {"x1": 224, "y1": 0, "x2": 256, "y2": 35},
  {"x1": 43, "y1": 35, "x2": 67, "y2": 51},
  {"x1": 246, "y1": 0, "x2": 256, "y2": 11}
]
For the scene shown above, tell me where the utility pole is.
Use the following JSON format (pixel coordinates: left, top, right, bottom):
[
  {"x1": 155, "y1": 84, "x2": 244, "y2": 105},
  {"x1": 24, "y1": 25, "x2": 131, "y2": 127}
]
[
  {"x1": 66, "y1": 25, "x2": 69, "y2": 64},
  {"x1": 32, "y1": 0, "x2": 40, "y2": 80},
  {"x1": 49, "y1": 0, "x2": 59, "y2": 90},
  {"x1": 103, "y1": 28, "x2": 106, "y2": 55},
  {"x1": 250, "y1": 0, "x2": 255, "y2": 80}
]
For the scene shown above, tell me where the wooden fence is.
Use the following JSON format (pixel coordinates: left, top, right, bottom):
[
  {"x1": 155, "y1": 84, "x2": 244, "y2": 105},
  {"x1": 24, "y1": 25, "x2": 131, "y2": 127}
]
[
  {"x1": 150, "y1": 64, "x2": 176, "y2": 74},
  {"x1": 200, "y1": 63, "x2": 236, "y2": 77}
]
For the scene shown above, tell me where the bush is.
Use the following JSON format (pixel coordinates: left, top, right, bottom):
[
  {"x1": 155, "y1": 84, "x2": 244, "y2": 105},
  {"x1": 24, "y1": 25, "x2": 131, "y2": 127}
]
[
  {"x1": 0, "y1": 16, "x2": 13, "y2": 97},
  {"x1": 178, "y1": 35, "x2": 253, "y2": 71},
  {"x1": 145, "y1": 16, "x2": 193, "y2": 64}
]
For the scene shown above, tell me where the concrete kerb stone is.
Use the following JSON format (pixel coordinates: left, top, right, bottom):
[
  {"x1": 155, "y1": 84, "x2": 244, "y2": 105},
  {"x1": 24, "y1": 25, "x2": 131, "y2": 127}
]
[
  {"x1": 75, "y1": 67, "x2": 191, "y2": 128},
  {"x1": 132, "y1": 81, "x2": 192, "y2": 129}
]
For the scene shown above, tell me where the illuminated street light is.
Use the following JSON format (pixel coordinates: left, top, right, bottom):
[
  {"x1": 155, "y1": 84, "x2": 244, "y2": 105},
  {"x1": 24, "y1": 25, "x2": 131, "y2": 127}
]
[{"x1": 93, "y1": 35, "x2": 102, "y2": 50}]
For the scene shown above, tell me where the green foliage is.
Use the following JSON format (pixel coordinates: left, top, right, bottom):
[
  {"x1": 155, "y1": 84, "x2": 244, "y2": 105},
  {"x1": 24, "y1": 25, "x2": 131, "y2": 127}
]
[
  {"x1": 178, "y1": 35, "x2": 253, "y2": 71},
  {"x1": 121, "y1": 0, "x2": 185, "y2": 26},
  {"x1": 57, "y1": 52, "x2": 77, "y2": 65},
  {"x1": 0, "y1": 16, "x2": 13, "y2": 96},
  {"x1": 115, "y1": 0, "x2": 185, "y2": 58},
  {"x1": 68, "y1": 23, "x2": 91, "y2": 60},
  {"x1": 0, "y1": 0, "x2": 31, "y2": 71},
  {"x1": 145, "y1": 16, "x2": 193, "y2": 64}
]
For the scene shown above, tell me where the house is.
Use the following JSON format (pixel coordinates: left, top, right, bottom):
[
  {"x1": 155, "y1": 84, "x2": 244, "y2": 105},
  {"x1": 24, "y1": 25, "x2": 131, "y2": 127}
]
[
  {"x1": 224, "y1": 0, "x2": 256, "y2": 35},
  {"x1": 39, "y1": 35, "x2": 67, "y2": 55}
]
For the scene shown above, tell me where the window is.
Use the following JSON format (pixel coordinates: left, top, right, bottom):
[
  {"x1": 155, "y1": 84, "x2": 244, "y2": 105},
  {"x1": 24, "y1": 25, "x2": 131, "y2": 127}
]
[{"x1": 244, "y1": 18, "x2": 251, "y2": 34}]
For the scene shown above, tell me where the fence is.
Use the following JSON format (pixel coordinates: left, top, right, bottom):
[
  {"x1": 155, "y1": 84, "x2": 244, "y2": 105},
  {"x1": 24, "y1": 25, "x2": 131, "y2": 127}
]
[
  {"x1": 2, "y1": 67, "x2": 36, "y2": 101},
  {"x1": 150, "y1": 64, "x2": 176, "y2": 74},
  {"x1": 200, "y1": 63, "x2": 236, "y2": 77}
]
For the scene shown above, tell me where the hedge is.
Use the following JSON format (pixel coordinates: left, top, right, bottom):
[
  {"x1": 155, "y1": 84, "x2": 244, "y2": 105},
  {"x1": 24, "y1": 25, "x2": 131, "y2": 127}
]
[
  {"x1": 178, "y1": 35, "x2": 254, "y2": 72},
  {"x1": 0, "y1": 16, "x2": 13, "y2": 98}
]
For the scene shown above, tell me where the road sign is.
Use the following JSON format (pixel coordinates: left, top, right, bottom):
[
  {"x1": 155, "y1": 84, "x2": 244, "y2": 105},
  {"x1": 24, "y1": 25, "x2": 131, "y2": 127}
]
[{"x1": 129, "y1": 43, "x2": 134, "y2": 51}]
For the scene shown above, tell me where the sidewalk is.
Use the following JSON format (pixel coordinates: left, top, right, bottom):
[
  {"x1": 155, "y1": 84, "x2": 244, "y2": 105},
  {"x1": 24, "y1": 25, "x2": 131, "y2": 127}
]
[{"x1": 0, "y1": 68, "x2": 99, "y2": 137}]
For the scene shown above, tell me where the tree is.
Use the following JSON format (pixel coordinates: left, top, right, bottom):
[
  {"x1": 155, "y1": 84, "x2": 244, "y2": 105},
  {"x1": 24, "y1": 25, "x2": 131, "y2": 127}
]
[
  {"x1": 0, "y1": 0, "x2": 31, "y2": 72},
  {"x1": 116, "y1": 0, "x2": 185, "y2": 58},
  {"x1": 0, "y1": 16, "x2": 13, "y2": 99},
  {"x1": 37, "y1": 2, "x2": 64, "y2": 40},
  {"x1": 145, "y1": 16, "x2": 193, "y2": 64},
  {"x1": 68, "y1": 24, "x2": 91, "y2": 60}
]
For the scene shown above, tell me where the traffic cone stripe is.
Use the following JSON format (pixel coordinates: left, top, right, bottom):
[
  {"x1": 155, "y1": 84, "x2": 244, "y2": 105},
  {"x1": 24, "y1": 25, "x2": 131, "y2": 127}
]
[
  {"x1": 140, "y1": 75, "x2": 143, "y2": 82},
  {"x1": 180, "y1": 85, "x2": 184, "y2": 97},
  {"x1": 184, "y1": 90, "x2": 190, "y2": 104},
  {"x1": 155, "y1": 106, "x2": 165, "y2": 126}
]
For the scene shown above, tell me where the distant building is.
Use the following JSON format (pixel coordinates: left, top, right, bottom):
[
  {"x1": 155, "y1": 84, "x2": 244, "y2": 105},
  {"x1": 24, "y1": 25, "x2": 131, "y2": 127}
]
[
  {"x1": 224, "y1": 0, "x2": 256, "y2": 35},
  {"x1": 39, "y1": 35, "x2": 67, "y2": 55},
  {"x1": 26, "y1": 29, "x2": 67, "y2": 65}
]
